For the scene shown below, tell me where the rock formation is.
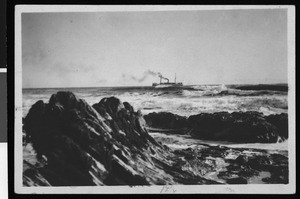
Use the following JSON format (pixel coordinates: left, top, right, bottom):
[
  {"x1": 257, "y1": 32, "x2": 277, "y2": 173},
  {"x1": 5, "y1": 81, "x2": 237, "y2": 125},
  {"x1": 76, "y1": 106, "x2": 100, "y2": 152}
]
[
  {"x1": 23, "y1": 92, "x2": 217, "y2": 186},
  {"x1": 22, "y1": 92, "x2": 288, "y2": 186},
  {"x1": 144, "y1": 112, "x2": 188, "y2": 130},
  {"x1": 265, "y1": 113, "x2": 288, "y2": 140},
  {"x1": 144, "y1": 111, "x2": 288, "y2": 143},
  {"x1": 188, "y1": 112, "x2": 283, "y2": 143},
  {"x1": 234, "y1": 84, "x2": 288, "y2": 92}
]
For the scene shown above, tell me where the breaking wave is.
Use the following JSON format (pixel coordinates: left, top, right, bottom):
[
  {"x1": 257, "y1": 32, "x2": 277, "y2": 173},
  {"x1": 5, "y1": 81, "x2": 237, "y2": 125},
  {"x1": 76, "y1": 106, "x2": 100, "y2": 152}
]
[{"x1": 22, "y1": 84, "x2": 288, "y2": 117}]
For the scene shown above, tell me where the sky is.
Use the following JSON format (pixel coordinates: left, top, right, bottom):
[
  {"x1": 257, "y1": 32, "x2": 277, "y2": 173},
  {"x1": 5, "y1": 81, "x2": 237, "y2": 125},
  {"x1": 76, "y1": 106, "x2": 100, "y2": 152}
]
[{"x1": 22, "y1": 9, "x2": 288, "y2": 88}]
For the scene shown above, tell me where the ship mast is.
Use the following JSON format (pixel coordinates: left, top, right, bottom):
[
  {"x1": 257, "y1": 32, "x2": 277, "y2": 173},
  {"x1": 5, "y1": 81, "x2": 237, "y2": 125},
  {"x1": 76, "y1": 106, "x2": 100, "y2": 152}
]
[{"x1": 175, "y1": 73, "x2": 176, "y2": 83}]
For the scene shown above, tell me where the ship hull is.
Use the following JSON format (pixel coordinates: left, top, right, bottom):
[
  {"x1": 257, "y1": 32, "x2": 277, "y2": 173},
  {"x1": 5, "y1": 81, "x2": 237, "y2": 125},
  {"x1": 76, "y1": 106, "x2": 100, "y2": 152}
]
[{"x1": 153, "y1": 83, "x2": 183, "y2": 88}]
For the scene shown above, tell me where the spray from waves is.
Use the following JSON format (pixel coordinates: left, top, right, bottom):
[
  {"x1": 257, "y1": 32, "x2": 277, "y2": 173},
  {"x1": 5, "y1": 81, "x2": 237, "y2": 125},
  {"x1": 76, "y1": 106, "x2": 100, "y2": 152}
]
[
  {"x1": 181, "y1": 85, "x2": 287, "y2": 98},
  {"x1": 109, "y1": 85, "x2": 288, "y2": 117},
  {"x1": 226, "y1": 139, "x2": 288, "y2": 151},
  {"x1": 191, "y1": 84, "x2": 227, "y2": 90},
  {"x1": 115, "y1": 90, "x2": 288, "y2": 117},
  {"x1": 181, "y1": 89, "x2": 286, "y2": 98},
  {"x1": 22, "y1": 84, "x2": 288, "y2": 118}
]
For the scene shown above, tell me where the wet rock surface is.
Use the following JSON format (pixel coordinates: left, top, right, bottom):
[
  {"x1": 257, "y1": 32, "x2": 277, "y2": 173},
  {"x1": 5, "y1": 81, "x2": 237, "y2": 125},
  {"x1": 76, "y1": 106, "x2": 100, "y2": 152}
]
[
  {"x1": 144, "y1": 111, "x2": 288, "y2": 143},
  {"x1": 188, "y1": 112, "x2": 282, "y2": 143},
  {"x1": 170, "y1": 144, "x2": 288, "y2": 184},
  {"x1": 23, "y1": 92, "x2": 218, "y2": 186},
  {"x1": 234, "y1": 84, "x2": 288, "y2": 92},
  {"x1": 144, "y1": 112, "x2": 189, "y2": 130},
  {"x1": 265, "y1": 113, "x2": 288, "y2": 140}
]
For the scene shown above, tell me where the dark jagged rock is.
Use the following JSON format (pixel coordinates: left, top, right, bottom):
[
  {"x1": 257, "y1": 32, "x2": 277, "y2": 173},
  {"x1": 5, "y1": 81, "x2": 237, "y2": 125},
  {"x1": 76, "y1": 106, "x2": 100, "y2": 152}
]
[
  {"x1": 144, "y1": 112, "x2": 189, "y2": 130},
  {"x1": 234, "y1": 84, "x2": 288, "y2": 92},
  {"x1": 226, "y1": 177, "x2": 248, "y2": 184},
  {"x1": 23, "y1": 160, "x2": 51, "y2": 186},
  {"x1": 170, "y1": 144, "x2": 288, "y2": 184},
  {"x1": 188, "y1": 111, "x2": 280, "y2": 143},
  {"x1": 23, "y1": 92, "x2": 219, "y2": 186},
  {"x1": 265, "y1": 113, "x2": 288, "y2": 140},
  {"x1": 92, "y1": 97, "x2": 159, "y2": 148},
  {"x1": 144, "y1": 111, "x2": 287, "y2": 143},
  {"x1": 234, "y1": 155, "x2": 249, "y2": 165}
]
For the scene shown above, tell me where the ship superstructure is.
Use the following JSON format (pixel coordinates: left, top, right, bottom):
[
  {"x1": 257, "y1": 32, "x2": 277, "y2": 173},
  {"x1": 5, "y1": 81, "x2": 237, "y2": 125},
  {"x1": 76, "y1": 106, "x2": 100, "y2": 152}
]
[{"x1": 152, "y1": 73, "x2": 183, "y2": 88}]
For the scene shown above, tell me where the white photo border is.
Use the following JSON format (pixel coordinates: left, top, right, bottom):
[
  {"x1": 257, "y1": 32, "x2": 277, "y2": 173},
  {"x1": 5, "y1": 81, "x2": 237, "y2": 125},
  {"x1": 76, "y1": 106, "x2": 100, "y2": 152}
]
[{"x1": 15, "y1": 5, "x2": 296, "y2": 194}]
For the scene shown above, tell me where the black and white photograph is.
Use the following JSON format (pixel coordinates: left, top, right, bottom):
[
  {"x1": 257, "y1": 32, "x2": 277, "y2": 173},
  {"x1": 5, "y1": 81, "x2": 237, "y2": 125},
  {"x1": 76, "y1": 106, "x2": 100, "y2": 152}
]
[{"x1": 15, "y1": 5, "x2": 295, "y2": 194}]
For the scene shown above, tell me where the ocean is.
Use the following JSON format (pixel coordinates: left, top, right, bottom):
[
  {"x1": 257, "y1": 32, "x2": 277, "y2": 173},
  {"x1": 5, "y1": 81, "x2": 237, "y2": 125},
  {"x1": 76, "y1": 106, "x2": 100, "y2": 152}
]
[{"x1": 22, "y1": 84, "x2": 289, "y2": 151}]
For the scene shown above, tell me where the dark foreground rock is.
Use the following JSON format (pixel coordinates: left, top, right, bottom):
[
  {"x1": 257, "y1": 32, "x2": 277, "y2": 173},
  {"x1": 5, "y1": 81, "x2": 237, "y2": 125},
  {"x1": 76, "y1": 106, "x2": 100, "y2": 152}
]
[
  {"x1": 144, "y1": 111, "x2": 288, "y2": 143},
  {"x1": 23, "y1": 92, "x2": 218, "y2": 186}
]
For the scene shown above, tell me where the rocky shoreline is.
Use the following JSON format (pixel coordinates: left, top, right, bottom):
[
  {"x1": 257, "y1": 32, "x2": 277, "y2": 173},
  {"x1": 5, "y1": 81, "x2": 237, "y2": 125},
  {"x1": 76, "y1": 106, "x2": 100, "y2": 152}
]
[
  {"x1": 144, "y1": 111, "x2": 288, "y2": 143},
  {"x1": 22, "y1": 91, "x2": 288, "y2": 186},
  {"x1": 234, "y1": 84, "x2": 288, "y2": 92}
]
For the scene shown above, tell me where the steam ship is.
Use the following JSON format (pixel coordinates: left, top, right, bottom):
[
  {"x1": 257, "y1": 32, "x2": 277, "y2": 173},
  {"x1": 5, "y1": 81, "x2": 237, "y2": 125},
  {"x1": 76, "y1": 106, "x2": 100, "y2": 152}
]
[{"x1": 152, "y1": 73, "x2": 183, "y2": 88}]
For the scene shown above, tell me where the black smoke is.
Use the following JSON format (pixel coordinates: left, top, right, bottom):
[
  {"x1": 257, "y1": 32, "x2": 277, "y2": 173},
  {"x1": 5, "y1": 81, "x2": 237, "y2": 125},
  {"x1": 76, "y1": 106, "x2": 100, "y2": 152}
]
[{"x1": 122, "y1": 70, "x2": 169, "y2": 83}]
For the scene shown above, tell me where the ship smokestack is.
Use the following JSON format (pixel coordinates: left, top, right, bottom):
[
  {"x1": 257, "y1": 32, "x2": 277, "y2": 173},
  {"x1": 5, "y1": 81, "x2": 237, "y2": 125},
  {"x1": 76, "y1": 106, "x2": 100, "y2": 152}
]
[{"x1": 158, "y1": 73, "x2": 169, "y2": 83}]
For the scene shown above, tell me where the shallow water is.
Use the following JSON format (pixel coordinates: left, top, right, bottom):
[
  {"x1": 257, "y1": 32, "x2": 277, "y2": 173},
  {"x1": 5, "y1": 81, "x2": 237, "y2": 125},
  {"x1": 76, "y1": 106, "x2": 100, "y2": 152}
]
[
  {"x1": 150, "y1": 131, "x2": 288, "y2": 184},
  {"x1": 248, "y1": 171, "x2": 271, "y2": 184},
  {"x1": 150, "y1": 132, "x2": 288, "y2": 152}
]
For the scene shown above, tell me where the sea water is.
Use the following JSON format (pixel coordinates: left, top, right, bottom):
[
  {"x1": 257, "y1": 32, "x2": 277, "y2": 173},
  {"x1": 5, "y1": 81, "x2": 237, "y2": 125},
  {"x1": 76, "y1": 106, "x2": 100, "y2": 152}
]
[{"x1": 22, "y1": 84, "x2": 288, "y2": 151}]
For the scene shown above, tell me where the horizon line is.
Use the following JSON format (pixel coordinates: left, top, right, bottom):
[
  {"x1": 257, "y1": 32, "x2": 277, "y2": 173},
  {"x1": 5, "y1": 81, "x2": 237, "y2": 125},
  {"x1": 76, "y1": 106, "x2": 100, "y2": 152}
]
[{"x1": 22, "y1": 82, "x2": 288, "y2": 89}]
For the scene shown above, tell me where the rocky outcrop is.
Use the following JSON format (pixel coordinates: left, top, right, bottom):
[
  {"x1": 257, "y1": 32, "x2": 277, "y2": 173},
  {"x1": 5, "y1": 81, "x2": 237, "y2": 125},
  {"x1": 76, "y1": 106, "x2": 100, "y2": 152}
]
[
  {"x1": 23, "y1": 92, "x2": 217, "y2": 186},
  {"x1": 22, "y1": 92, "x2": 289, "y2": 186},
  {"x1": 172, "y1": 145, "x2": 288, "y2": 184},
  {"x1": 144, "y1": 111, "x2": 288, "y2": 143},
  {"x1": 144, "y1": 112, "x2": 188, "y2": 130},
  {"x1": 234, "y1": 84, "x2": 288, "y2": 92},
  {"x1": 188, "y1": 112, "x2": 281, "y2": 143},
  {"x1": 265, "y1": 113, "x2": 288, "y2": 140}
]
